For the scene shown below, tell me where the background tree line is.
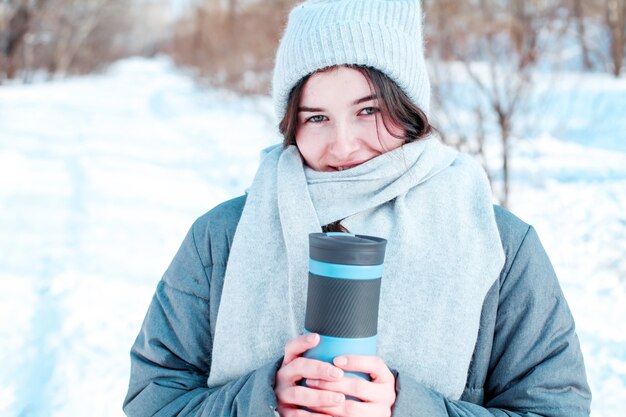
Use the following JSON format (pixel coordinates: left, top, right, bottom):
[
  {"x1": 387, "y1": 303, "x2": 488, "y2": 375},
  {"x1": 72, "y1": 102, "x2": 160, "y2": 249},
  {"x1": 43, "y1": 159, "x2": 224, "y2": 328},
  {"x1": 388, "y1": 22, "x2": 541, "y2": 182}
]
[
  {"x1": 2, "y1": 0, "x2": 625, "y2": 206},
  {"x1": 0, "y1": 0, "x2": 167, "y2": 82},
  {"x1": 4, "y1": 1, "x2": 623, "y2": 85}
]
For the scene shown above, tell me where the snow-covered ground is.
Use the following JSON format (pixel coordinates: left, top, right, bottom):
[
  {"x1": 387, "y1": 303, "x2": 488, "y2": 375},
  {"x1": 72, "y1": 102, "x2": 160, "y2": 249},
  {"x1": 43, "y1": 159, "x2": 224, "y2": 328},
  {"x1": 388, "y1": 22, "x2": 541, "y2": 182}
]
[{"x1": 0, "y1": 57, "x2": 624, "y2": 416}]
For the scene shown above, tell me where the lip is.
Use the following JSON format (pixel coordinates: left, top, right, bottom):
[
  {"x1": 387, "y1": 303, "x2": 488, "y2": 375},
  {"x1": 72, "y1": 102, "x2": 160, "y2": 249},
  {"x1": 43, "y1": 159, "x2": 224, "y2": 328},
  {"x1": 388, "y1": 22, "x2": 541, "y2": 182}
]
[{"x1": 331, "y1": 160, "x2": 369, "y2": 171}]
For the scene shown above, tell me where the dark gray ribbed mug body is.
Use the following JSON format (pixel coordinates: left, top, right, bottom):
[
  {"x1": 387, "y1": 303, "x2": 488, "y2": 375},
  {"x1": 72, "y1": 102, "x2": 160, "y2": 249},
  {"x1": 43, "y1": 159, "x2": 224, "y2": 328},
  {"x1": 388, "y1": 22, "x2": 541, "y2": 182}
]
[{"x1": 304, "y1": 232, "x2": 387, "y2": 380}]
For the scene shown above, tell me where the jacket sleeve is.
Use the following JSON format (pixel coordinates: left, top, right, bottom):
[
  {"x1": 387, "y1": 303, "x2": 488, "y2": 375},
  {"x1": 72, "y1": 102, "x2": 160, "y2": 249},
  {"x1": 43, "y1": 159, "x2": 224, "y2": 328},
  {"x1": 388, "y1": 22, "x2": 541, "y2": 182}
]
[
  {"x1": 391, "y1": 226, "x2": 592, "y2": 417},
  {"x1": 123, "y1": 215, "x2": 281, "y2": 417}
]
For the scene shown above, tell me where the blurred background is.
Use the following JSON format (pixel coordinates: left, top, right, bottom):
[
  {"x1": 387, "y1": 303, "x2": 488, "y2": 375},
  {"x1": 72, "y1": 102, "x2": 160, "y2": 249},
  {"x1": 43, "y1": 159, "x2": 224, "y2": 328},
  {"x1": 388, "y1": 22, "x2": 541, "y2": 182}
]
[{"x1": 1, "y1": 0, "x2": 625, "y2": 416}]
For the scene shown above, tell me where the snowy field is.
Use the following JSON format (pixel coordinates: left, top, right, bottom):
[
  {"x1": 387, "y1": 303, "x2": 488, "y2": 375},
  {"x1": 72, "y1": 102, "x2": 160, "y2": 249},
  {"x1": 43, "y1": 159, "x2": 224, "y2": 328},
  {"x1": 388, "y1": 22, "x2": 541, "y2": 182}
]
[{"x1": 0, "y1": 57, "x2": 625, "y2": 416}]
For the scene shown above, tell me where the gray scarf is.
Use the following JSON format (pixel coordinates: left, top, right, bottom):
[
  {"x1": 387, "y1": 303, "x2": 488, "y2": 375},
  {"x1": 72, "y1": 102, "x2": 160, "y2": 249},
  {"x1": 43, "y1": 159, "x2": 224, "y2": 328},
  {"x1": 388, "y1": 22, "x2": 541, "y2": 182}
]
[{"x1": 207, "y1": 137, "x2": 504, "y2": 400}]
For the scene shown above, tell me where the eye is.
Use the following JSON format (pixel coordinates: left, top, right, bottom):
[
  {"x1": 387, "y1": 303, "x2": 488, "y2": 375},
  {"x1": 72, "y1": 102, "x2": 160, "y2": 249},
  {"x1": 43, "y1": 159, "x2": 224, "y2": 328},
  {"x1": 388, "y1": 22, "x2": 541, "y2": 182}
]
[
  {"x1": 359, "y1": 107, "x2": 379, "y2": 116},
  {"x1": 306, "y1": 115, "x2": 328, "y2": 123}
]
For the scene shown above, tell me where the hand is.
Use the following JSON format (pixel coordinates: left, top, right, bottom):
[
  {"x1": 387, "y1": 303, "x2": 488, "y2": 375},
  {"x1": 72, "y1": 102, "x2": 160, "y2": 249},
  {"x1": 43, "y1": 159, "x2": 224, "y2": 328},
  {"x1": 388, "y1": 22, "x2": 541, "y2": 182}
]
[
  {"x1": 275, "y1": 333, "x2": 346, "y2": 417},
  {"x1": 305, "y1": 355, "x2": 396, "y2": 417}
]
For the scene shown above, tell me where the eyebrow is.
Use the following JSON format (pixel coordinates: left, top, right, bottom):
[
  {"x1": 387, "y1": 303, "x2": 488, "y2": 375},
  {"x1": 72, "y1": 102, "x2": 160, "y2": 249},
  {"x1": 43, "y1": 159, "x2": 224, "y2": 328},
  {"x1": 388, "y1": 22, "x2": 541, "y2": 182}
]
[{"x1": 298, "y1": 94, "x2": 378, "y2": 112}]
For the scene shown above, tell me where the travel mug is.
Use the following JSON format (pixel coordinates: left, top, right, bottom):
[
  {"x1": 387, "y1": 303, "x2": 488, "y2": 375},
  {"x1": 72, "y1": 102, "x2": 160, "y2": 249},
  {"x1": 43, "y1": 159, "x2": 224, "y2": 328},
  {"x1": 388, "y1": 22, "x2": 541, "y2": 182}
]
[{"x1": 303, "y1": 232, "x2": 387, "y2": 381}]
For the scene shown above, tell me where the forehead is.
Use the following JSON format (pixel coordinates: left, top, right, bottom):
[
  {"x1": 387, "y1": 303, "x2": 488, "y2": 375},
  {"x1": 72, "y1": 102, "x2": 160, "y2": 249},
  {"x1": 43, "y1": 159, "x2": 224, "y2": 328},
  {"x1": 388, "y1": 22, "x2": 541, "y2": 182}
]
[{"x1": 300, "y1": 67, "x2": 373, "y2": 105}]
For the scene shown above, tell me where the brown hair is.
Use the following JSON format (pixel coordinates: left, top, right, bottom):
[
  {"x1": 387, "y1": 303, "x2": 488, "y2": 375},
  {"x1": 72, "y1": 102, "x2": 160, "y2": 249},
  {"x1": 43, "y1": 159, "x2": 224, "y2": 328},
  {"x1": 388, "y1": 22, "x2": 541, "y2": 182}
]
[{"x1": 278, "y1": 64, "x2": 433, "y2": 148}]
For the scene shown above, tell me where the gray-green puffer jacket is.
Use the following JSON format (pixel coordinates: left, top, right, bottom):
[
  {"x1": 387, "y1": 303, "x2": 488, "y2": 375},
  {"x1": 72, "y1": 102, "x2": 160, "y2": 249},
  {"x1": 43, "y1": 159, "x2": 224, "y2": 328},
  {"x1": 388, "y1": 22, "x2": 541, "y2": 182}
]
[{"x1": 123, "y1": 195, "x2": 591, "y2": 416}]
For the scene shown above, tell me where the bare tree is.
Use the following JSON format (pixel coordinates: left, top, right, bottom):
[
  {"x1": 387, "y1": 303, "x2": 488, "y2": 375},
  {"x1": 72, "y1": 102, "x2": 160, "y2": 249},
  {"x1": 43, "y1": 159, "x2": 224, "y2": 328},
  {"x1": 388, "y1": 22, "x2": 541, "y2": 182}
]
[
  {"x1": 606, "y1": 0, "x2": 626, "y2": 76},
  {"x1": 561, "y1": 0, "x2": 626, "y2": 76},
  {"x1": 166, "y1": 0, "x2": 299, "y2": 93},
  {"x1": 47, "y1": 0, "x2": 107, "y2": 74},
  {"x1": 426, "y1": 0, "x2": 561, "y2": 208},
  {"x1": 572, "y1": 0, "x2": 593, "y2": 70},
  {"x1": 1, "y1": 0, "x2": 139, "y2": 83},
  {"x1": 1, "y1": 1, "x2": 44, "y2": 81}
]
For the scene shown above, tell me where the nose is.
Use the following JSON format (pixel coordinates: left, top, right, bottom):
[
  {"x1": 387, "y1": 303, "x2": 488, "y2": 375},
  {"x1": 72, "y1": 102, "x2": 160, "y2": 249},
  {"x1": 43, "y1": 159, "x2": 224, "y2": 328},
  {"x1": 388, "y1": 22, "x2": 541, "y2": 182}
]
[{"x1": 328, "y1": 122, "x2": 360, "y2": 159}]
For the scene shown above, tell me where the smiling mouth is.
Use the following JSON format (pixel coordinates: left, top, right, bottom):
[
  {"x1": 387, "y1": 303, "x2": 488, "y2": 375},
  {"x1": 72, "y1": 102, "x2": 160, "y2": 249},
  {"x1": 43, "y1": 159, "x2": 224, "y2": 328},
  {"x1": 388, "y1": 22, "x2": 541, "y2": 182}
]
[{"x1": 333, "y1": 161, "x2": 366, "y2": 171}]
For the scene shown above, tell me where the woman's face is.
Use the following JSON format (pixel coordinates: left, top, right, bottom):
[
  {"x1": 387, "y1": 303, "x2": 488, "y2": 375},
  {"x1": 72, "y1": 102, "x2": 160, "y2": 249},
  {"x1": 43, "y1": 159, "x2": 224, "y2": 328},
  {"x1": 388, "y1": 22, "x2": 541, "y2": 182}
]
[{"x1": 295, "y1": 67, "x2": 405, "y2": 172}]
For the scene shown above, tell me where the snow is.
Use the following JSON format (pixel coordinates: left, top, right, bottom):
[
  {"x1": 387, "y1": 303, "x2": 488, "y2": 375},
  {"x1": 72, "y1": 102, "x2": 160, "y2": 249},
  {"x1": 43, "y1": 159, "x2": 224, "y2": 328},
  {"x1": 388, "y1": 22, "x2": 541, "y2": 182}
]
[{"x1": 1, "y1": 56, "x2": 624, "y2": 416}]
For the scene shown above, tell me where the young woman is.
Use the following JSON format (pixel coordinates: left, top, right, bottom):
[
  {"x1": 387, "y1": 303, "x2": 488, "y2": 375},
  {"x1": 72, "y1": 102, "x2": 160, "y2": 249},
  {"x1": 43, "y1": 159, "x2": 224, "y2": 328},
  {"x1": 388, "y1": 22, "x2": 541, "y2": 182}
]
[{"x1": 124, "y1": 1, "x2": 591, "y2": 416}]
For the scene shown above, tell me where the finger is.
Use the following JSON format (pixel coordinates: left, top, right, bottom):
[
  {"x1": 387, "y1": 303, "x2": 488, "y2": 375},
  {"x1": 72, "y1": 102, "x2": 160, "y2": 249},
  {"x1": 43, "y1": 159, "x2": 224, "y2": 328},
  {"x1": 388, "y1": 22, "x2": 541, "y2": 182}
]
[
  {"x1": 305, "y1": 376, "x2": 392, "y2": 404},
  {"x1": 283, "y1": 333, "x2": 320, "y2": 365},
  {"x1": 341, "y1": 399, "x2": 391, "y2": 417},
  {"x1": 308, "y1": 399, "x2": 391, "y2": 417},
  {"x1": 323, "y1": 399, "x2": 391, "y2": 417},
  {"x1": 277, "y1": 357, "x2": 344, "y2": 385},
  {"x1": 277, "y1": 385, "x2": 345, "y2": 408},
  {"x1": 277, "y1": 404, "x2": 334, "y2": 417},
  {"x1": 333, "y1": 355, "x2": 394, "y2": 383}
]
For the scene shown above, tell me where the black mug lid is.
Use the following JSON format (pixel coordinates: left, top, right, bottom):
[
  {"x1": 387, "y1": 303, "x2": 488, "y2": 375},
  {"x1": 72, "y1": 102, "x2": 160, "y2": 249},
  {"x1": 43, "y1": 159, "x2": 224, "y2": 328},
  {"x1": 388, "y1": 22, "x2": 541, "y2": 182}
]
[{"x1": 309, "y1": 232, "x2": 387, "y2": 265}]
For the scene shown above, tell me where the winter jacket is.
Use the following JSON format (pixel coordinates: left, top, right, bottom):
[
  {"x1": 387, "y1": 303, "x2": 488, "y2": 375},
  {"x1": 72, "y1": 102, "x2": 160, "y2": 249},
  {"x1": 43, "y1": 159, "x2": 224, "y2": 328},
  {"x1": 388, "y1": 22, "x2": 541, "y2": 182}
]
[{"x1": 123, "y1": 195, "x2": 591, "y2": 416}]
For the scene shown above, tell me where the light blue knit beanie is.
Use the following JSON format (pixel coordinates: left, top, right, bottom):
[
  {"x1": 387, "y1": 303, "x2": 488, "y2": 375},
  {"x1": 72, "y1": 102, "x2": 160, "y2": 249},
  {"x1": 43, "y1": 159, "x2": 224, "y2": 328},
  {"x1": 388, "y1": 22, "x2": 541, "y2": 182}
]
[{"x1": 272, "y1": 0, "x2": 430, "y2": 121}]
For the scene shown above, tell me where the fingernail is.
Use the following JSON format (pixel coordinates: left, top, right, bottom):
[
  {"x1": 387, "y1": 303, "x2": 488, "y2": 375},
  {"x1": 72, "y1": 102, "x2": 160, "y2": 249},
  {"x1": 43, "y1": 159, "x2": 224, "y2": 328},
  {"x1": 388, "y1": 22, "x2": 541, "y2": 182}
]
[
  {"x1": 306, "y1": 333, "x2": 317, "y2": 343},
  {"x1": 333, "y1": 393, "x2": 344, "y2": 403},
  {"x1": 334, "y1": 356, "x2": 347, "y2": 366},
  {"x1": 306, "y1": 379, "x2": 319, "y2": 387},
  {"x1": 330, "y1": 367, "x2": 343, "y2": 378}
]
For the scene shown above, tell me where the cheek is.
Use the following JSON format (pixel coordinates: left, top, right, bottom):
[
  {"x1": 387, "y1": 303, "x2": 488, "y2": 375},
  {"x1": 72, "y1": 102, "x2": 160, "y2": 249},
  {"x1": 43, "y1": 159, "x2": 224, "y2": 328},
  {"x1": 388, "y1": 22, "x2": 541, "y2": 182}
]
[
  {"x1": 295, "y1": 130, "x2": 324, "y2": 160},
  {"x1": 294, "y1": 127, "x2": 309, "y2": 150},
  {"x1": 376, "y1": 120, "x2": 405, "y2": 150},
  {"x1": 378, "y1": 134, "x2": 404, "y2": 151}
]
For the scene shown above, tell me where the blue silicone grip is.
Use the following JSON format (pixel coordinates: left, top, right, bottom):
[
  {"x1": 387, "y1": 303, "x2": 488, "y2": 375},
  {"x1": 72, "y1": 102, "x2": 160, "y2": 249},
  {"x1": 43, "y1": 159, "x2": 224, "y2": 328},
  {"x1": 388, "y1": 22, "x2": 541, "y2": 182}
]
[{"x1": 303, "y1": 332, "x2": 376, "y2": 380}]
